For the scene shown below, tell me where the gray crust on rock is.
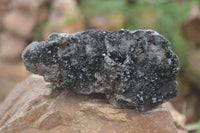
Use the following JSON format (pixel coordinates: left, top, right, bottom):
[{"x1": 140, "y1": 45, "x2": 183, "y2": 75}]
[{"x1": 22, "y1": 29, "x2": 179, "y2": 112}]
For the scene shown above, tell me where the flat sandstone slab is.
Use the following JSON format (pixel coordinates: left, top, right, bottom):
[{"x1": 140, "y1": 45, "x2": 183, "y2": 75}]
[
  {"x1": 0, "y1": 75, "x2": 185, "y2": 133},
  {"x1": 22, "y1": 29, "x2": 179, "y2": 111}
]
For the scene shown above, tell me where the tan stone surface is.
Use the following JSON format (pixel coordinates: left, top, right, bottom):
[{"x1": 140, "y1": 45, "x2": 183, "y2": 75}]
[
  {"x1": 11, "y1": 0, "x2": 48, "y2": 13},
  {"x1": 42, "y1": 20, "x2": 85, "y2": 40},
  {"x1": 163, "y1": 103, "x2": 187, "y2": 133},
  {"x1": 0, "y1": 0, "x2": 9, "y2": 15},
  {"x1": 189, "y1": 4, "x2": 200, "y2": 20},
  {"x1": 88, "y1": 12, "x2": 125, "y2": 31},
  {"x1": 48, "y1": 0, "x2": 78, "y2": 23},
  {"x1": 0, "y1": 75, "x2": 186, "y2": 133},
  {"x1": 0, "y1": 61, "x2": 30, "y2": 102},
  {"x1": 2, "y1": 10, "x2": 36, "y2": 39},
  {"x1": 0, "y1": 32, "x2": 27, "y2": 60},
  {"x1": 42, "y1": 0, "x2": 84, "y2": 40}
]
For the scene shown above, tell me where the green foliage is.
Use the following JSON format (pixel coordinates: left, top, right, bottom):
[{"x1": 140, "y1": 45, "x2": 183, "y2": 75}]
[
  {"x1": 33, "y1": 1, "x2": 52, "y2": 41},
  {"x1": 156, "y1": 2, "x2": 193, "y2": 67},
  {"x1": 79, "y1": 0, "x2": 126, "y2": 17},
  {"x1": 33, "y1": 21, "x2": 47, "y2": 41},
  {"x1": 186, "y1": 120, "x2": 200, "y2": 133}
]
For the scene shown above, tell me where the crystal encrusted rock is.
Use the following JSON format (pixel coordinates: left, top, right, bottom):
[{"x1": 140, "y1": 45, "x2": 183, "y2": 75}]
[{"x1": 22, "y1": 29, "x2": 179, "y2": 111}]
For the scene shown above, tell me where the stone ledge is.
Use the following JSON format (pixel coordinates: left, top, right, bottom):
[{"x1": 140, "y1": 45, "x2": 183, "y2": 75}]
[{"x1": 0, "y1": 74, "x2": 187, "y2": 133}]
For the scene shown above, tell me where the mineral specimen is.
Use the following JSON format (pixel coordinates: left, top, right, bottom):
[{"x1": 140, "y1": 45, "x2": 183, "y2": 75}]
[{"x1": 22, "y1": 29, "x2": 179, "y2": 112}]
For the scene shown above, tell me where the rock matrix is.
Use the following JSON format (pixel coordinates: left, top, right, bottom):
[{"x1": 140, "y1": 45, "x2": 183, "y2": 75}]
[{"x1": 22, "y1": 29, "x2": 179, "y2": 111}]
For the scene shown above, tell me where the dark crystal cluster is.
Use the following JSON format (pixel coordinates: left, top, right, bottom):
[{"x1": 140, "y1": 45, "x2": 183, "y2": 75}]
[{"x1": 22, "y1": 29, "x2": 179, "y2": 111}]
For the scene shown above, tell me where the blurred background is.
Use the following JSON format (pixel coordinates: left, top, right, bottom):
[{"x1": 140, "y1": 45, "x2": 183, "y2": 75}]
[{"x1": 0, "y1": 0, "x2": 200, "y2": 132}]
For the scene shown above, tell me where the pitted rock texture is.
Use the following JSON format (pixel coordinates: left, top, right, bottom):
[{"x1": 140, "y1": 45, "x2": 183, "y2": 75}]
[{"x1": 22, "y1": 29, "x2": 179, "y2": 112}]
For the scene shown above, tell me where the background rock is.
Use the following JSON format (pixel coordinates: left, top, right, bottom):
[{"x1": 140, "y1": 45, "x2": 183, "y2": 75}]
[
  {"x1": 42, "y1": 0, "x2": 84, "y2": 39},
  {"x1": 11, "y1": 0, "x2": 48, "y2": 13},
  {"x1": 0, "y1": 32, "x2": 27, "y2": 61},
  {"x1": 0, "y1": 0, "x2": 10, "y2": 32},
  {"x1": 48, "y1": 0, "x2": 78, "y2": 22},
  {"x1": 186, "y1": 50, "x2": 200, "y2": 90},
  {"x1": 189, "y1": 4, "x2": 200, "y2": 20},
  {"x1": 181, "y1": 18, "x2": 200, "y2": 47},
  {"x1": 171, "y1": 89, "x2": 200, "y2": 124},
  {"x1": 163, "y1": 102, "x2": 186, "y2": 132},
  {"x1": 0, "y1": 62, "x2": 29, "y2": 102},
  {"x1": 181, "y1": 4, "x2": 200, "y2": 48},
  {"x1": 88, "y1": 12, "x2": 125, "y2": 30},
  {"x1": 0, "y1": 75, "x2": 187, "y2": 133},
  {"x1": 2, "y1": 10, "x2": 36, "y2": 39}
]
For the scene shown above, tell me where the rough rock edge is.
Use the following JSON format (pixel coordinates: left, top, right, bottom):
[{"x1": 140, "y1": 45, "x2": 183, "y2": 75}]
[{"x1": 22, "y1": 29, "x2": 179, "y2": 112}]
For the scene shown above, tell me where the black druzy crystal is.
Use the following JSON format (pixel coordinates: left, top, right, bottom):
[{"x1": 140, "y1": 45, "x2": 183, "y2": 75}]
[{"x1": 22, "y1": 29, "x2": 179, "y2": 111}]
